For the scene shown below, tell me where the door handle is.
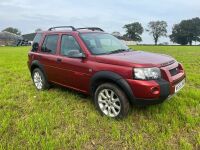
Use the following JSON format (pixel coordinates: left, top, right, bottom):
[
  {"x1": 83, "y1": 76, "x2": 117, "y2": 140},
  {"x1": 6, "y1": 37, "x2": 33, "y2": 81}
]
[{"x1": 56, "y1": 58, "x2": 62, "y2": 62}]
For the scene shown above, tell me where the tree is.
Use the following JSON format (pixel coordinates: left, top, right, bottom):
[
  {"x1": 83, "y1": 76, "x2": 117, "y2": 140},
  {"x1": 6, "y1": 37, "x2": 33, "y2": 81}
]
[
  {"x1": 2, "y1": 27, "x2": 21, "y2": 35},
  {"x1": 192, "y1": 17, "x2": 200, "y2": 44},
  {"x1": 147, "y1": 21, "x2": 167, "y2": 45},
  {"x1": 170, "y1": 17, "x2": 200, "y2": 45},
  {"x1": 123, "y1": 22, "x2": 143, "y2": 42},
  {"x1": 170, "y1": 24, "x2": 189, "y2": 45}
]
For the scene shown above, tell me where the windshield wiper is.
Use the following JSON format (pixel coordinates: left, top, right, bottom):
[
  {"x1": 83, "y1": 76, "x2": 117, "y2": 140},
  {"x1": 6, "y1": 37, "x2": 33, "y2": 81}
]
[{"x1": 108, "y1": 49, "x2": 130, "y2": 54}]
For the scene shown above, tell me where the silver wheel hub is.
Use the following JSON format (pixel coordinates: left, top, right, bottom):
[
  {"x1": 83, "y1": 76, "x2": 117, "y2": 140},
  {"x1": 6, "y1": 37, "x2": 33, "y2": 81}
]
[
  {"x1": 98, "y1": 89, "x2": 121, "y2": 117},
  {"x1": 33, "y1": 72, "x2": 43, "y2": 90}
]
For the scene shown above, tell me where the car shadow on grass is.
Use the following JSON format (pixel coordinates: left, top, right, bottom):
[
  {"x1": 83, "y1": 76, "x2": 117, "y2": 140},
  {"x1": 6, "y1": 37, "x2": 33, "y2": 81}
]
[
  {"x1": 48, "y1": 84, "x2": 165, "y2": 119},
  {"x1": 50, "y1": 84, "x2": 90, "y2": 100}
]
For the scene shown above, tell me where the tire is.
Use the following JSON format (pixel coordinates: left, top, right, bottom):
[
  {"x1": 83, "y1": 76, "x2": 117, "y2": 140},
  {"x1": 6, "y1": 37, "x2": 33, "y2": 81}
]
[
  {"x1": 94, "y1": 83, "x2": 130, "y2": 119},
  {"x1": 32, "y1": 68, "x2": 49, "y2": 90}
]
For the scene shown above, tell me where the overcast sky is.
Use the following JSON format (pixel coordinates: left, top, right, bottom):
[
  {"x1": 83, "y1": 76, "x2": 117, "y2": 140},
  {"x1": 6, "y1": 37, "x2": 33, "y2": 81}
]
[{"x1": 0, "y1": 0, "x2": 199, "y2": 44}]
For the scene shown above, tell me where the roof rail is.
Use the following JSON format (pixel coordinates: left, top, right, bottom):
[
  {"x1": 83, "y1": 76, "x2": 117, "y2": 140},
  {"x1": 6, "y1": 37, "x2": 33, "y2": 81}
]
[
  {"x1": 76, "y1": 27, "x2": 104, "y2": 32},
  {"x1": 48, "y1": 26, "x2": 76, "y2": 31}
]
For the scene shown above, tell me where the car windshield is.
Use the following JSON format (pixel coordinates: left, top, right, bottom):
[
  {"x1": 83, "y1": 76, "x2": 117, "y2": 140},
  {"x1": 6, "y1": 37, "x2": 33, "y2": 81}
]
[{"x1": 80, "y1": 33, "x2": 130, "y2": 55}]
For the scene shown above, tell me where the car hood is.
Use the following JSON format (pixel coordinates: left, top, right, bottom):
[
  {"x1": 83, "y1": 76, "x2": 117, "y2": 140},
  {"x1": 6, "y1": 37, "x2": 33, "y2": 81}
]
[{"x1": 95, "y1": 51, "x2": 175, "y2": 67}]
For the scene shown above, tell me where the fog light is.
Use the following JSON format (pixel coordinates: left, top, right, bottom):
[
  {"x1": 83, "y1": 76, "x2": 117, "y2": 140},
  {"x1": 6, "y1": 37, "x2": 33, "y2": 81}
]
[{"x1": 151, "y1": 87, "x2": 159, "y2": 95}]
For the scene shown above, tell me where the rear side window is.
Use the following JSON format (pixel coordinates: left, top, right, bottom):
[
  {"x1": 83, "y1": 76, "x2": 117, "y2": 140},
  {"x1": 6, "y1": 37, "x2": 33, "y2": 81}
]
[
  {"x1": 32, "y1": 33, "x2": 42, "y2": 52},
  {"x1": 33, "y1": 33, "x2": 42, "y2": 44},
  {"x1": 41, "y1": 35, "x2": 58, "y2": 54},
  {"x1": 60, "y1": 35, "x2": 81, "y2": 56}
]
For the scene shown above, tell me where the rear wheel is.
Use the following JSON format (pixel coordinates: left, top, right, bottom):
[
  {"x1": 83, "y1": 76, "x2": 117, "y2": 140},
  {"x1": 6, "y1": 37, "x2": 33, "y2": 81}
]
[
  {"x1": 32, "y1": 68, "x2": 49, "y2": 90},
  {"x1": 94, "y1": 83, "x2": 130, "y2": 119}
]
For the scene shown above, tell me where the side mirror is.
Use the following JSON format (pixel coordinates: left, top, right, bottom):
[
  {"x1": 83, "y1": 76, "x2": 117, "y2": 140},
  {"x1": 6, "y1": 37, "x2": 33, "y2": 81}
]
[
  {"x1": 67, "y1": 50, "x2": 86, "y2": 58},
  {"x1": 32, "y1": 42, "x2": 39, "y2": 51}
]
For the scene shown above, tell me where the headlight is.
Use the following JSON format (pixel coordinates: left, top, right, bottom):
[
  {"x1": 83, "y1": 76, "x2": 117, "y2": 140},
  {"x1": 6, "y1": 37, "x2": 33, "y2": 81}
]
[{"x1": 134, "y1": 67, "x2": 161, "y2": 80}]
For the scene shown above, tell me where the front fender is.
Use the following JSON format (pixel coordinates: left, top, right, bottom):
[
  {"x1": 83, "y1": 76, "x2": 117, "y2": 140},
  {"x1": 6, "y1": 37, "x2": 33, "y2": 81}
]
[{"x1": 90, "y1": 71, "x2": 136, "y2": 104}]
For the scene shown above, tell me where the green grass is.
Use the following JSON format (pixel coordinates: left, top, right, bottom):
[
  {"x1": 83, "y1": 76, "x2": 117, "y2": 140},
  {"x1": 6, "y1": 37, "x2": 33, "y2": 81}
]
[{"x1": 0, "y1": 46, "x2": 200, "y2": 149}]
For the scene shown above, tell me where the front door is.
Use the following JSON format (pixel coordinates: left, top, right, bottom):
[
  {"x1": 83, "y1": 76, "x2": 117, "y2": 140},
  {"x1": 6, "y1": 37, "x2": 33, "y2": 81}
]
[{"x1": 56, "y1": 34, "x2": 91, "y2": 93}]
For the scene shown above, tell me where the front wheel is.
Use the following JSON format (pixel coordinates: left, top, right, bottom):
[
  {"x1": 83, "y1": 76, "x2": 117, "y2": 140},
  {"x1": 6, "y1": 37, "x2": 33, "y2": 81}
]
[{"x1": 94, "y1": 83, "x2": 130, "y2": 119}]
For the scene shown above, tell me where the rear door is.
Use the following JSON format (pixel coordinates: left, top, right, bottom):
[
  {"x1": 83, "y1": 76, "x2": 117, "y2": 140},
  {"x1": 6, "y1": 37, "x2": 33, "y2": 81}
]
[{"x1": 38, "y1": 34, "x2": 62, "y2": 83}]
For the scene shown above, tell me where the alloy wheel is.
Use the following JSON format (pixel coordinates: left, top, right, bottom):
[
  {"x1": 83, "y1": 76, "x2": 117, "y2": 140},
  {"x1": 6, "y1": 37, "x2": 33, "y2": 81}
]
[
  {"x1": 98, "y1": 89, "x2": 121, "y2": 117},
  {"x1": 33, "y1": 72, "x2": 43, "y2": 90}
]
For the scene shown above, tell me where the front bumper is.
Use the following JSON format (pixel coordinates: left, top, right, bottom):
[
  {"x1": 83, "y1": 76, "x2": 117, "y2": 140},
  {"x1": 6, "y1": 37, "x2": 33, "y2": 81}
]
[
  {"x1": 126, "y1": 78, "x2": 170, "y2": 105},
  {"x1": 126, "y1": 62, "x2": 185, "y2": 106}
]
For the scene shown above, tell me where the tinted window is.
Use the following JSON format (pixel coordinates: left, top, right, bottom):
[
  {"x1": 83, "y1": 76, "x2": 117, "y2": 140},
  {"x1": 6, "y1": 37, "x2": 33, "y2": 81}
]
[
  {"x1": 60, "y1": 35, "x2": 81, "y2": 56},
  {"x1": 41, "y1": 35, "x2": 58, "y2": 54},
  {"x1": 33, "y1": 33, "x2": 42, "y2": 44},
  {"x1": 32, "y1": 33, "x2": 42, "y2": 52}
]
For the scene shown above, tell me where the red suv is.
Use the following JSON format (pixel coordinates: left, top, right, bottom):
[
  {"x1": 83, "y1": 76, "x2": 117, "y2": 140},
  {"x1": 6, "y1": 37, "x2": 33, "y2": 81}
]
[{"x1": 28, "y1": 26, "x2": 186, "y2": 118}]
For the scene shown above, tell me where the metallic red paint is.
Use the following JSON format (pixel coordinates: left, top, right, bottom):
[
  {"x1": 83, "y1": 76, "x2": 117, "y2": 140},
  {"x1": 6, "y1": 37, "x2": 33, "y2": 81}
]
[{"x1": 28, "y1": 30, "x2": 186, "y2": 103}]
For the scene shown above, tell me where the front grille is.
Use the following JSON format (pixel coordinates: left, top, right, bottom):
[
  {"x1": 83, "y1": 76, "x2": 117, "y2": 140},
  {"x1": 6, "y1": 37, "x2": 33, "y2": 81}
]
[{"x1": 169, "y1": 67, "x2": 180, "y2": 76}]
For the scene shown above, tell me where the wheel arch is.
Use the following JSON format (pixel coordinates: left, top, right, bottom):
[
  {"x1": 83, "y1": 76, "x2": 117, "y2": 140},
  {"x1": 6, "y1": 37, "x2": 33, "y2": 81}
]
[
  {"x1": 90, "y1": 71, "x2": 136, "y2": 104},
  {"x1": 30, "y1": 60, "x2": 48, "y2": 80}
]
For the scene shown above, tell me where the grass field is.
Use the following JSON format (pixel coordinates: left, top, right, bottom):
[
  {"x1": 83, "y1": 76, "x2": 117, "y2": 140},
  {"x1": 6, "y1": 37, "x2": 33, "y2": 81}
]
[{"x1": 0, "y1": 46, "x2": 200, "y2": 149}]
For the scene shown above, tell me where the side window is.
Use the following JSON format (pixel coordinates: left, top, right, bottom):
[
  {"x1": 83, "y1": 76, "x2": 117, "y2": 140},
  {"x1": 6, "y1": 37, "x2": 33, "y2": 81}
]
[
  {"x1": 32, "y1": 33, "x2": 42, "y2": 52},
  {"x1": 33, "y1": 33, "x2": 42, "y2": 44},
  {"x1": 60, "y1": 35, "x2": 81, "y2": 56},
  {"x1": 41, "y1": 35, "x2": 58, "y2": 54}
]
